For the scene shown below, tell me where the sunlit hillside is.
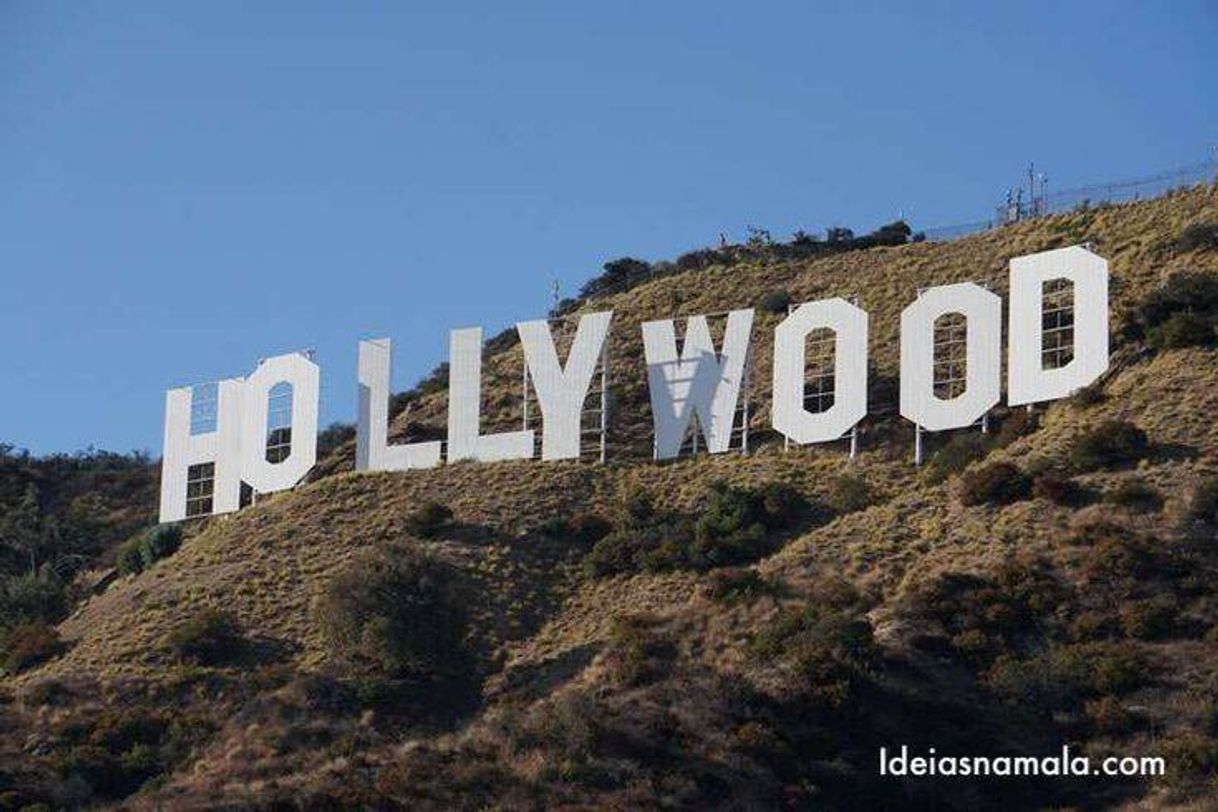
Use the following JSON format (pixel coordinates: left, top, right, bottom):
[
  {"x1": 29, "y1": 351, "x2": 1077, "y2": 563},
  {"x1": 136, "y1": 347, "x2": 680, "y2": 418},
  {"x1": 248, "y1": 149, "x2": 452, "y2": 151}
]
[{"x1": 2, "y1": 183, "x2": 1218, "y2": 810}]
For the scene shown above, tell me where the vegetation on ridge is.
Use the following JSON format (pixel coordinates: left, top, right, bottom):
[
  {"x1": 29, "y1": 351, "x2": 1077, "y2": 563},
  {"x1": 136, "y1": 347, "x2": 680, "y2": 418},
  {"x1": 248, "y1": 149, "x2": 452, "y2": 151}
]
[{"x1": 2, "y1": 184, "x2": 1218, "y2": 808}]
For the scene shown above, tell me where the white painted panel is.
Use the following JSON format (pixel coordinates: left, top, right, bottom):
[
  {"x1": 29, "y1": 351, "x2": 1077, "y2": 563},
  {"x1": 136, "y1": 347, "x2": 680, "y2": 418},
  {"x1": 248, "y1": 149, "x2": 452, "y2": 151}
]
[
  {"x1": 900, "y1": 283, "x2": 1001, "y2": 431},
  {"x1": 240, "y1": 352, "x2": 320, "y2": 493},
  {"x1": 446, "y1": 327, "x2": 535, "y2": 462},
  {"x1": 1008, "y1": 245, "x2": 1109, "y2": 406},
  {"x1": 642, "y1": 309, "x2": 754, "y2": 459},
  {"x1": 517, "y1": 311, "x2": 612, "y2": 461},
  {"x1": 158, "y1": 378, "x2": 243, "y2": 523},
  {"x1": 356, "y1": 338, "x2": 442, "y2": 471},
  {"x1": 772, "y1": 298, "x2": 868, "y2": 444}
]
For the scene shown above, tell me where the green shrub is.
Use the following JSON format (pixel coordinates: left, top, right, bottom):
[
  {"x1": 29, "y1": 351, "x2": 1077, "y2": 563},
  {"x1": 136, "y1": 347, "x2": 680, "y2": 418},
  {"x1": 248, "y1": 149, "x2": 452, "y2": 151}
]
[
  {"x1": 1032, "y1": 473, "x2": 1087, "y2": 507},
  {"x1": 1138, "y1": 270, "x2": 1218, "y2": 327},
  {"x1": 404, "y1": 501, "x2": 454, "y2": 538},
  {"x1": 704, "y1": 568, "x2": 775, "y2": 604},
  {"x1": 1071, "y1": 382, "x2": 1106, "y2": 408},
  {"x1": 923, "y1": 433, "x2": 990, "y2": 483},
  {"x1": 959, "y1": 462, "x2": 1032, "y2": 506},
  {"x1": 1104, "y1": 478, "x2": 1164, "y2": 513},
  {"x1": 584, "y1": 482, "x2": 803, "y2": 577},
  {"x1": 539, "y1": 513, "x2": 611, "y2": 545},
  {"x1": 825, "y1": 473, "x2": 872, "y2": 514},
  {"x1": 1069, "y1": 421, "x2": 1149, "y2": 471},
  {"x1": 1175, "y1": 221, "x2": 1218, "y2": 253},
  {"x1": 908, "y1": 560, "x2": 1067, "y2": 668},
  {"x1": 315, "y1": 543, "x2": 470, "y2": 679},
  {"x1": 985, "y1": 642, "x2": 1148, "y2": 710},
  {"x1": 760, "y1": 290, "x2": 793, "y2": 314},
  {"x1": 750, "y1": 585, "x2": 876, "y2": 707},
  {"x1": 116, "y1": 524, "x2": 182, "y2": 576},
  {"x1": 1, "y1": 621, "x2": 63, "y2": 673},
  {"x1": 164, "y1": 609, "x2": 243, "y2": 665},
  {"x1": 604, "y1": 614, "x2": 676, "y2": 686},
  {"x1": 1118, "y1": 596, "x2": 1178, "y2": 640},
  {"x1": 1188, "y1": 475, "x2": 1218, "y2": 525},
  {"x1": 689, "y1": 481, "x2": 804, "y2": 569},
  {"x1": 990, "y1": 408, "x2": 1039, "y2": 448},
  {"x1": 1161, "y1": 732, "x2": 1218, "y2": 797},
  {"x1": 1147, "y1": 312, "x2": 1214, "y2": 350},
  {"x1": 0, "y1": 571, "x2": 67, "y2": 629},
  {"x1": 1084, "y1": 532, "x2": 1157, "y2": 581}
]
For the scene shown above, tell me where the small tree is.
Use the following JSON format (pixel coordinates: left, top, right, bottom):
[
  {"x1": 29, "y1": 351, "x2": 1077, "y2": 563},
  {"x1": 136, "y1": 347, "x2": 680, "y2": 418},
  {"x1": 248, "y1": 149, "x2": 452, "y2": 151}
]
[
  {"x1": 1147, "y1": 312, "x2": 1213, "y2": 350},
  {"x1": 405, "y1": 501, "x2": 453, "y2": 539},
  {"x1": 315, "y1": 543, "x2": 471, "y2": 679},
  {"x1": 1070, "y1": 421, "x2": 1150, "y2": 471},
  {"x1": 164, "y1": 609, "x2": 242, "y2": 665}
]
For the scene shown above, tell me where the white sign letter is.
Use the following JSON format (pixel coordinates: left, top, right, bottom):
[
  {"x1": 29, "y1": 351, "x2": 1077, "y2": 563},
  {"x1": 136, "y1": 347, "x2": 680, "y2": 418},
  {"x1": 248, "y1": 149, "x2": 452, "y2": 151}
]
[
  {"x1": 159, "y1": 379, "x2": 244, "y2": 523},
  {"x1": 900, "y1": 283, "x2": 1001, "y2": 431},
  {"x1": 772, "y1": 298, "x2": 868, "y2": 444},
  {"x1": 1008, "y1": 245, "x2": 1109, "y2": 406},
  {"x1": 447, "y1": 327, "x2": 535, "y2": 462},
  {"x1": 356, "y1": 338, "x2": 442, "y2": 471},
  {"x1": 517, "y1": 311, "x2": 612, "y2": 461},
  {"x1": 240, "y1": 352, "x2": 320, "y2": 493},
  {"x1": 642, "y1": 309, "x2": 754, "y2": 459}
]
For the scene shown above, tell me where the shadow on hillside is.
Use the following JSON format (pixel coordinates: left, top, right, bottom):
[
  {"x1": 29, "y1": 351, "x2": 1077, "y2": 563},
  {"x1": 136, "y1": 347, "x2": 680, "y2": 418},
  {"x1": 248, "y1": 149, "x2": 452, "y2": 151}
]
[{"x1": 485, "y1": 642, "x2": 601, "y2": 703}]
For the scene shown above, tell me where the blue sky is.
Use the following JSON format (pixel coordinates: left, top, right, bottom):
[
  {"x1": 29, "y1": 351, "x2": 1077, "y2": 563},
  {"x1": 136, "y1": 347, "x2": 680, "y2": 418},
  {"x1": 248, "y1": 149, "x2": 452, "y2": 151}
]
[{"x1": 1, "y1": 1, "x2": 1215, "y2": 454}]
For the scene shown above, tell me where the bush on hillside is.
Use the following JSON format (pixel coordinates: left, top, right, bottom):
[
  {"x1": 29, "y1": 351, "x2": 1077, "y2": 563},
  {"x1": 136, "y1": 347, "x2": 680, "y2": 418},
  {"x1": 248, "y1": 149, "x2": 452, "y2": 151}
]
[
  {"x1": 1118, "y1": 596, "x2": 1179, "y2": 640},
  {"x1": 116, "y1": 524, "x2": 182, "y2": 576},
  {"x1": 1175, "y1": 221, "x2": 1218, "y2": 253},
  {"x1": 0, "y1": 570, "x2": 67, "y2": 630},
  {"x1": 316, "y1": 543, "x2": 471, "y2": 679},
  {"x1": 1069, "y1": 421, "x2": 1149, "y2": 471},
  {"x1": 577, "y1": 257, "x2": 652, "y2": 300},
  {"x1": 1187, "y1": 475, "x2": 1218, "y2": 525},
  {"x1": 538, "y1": 512, "x2": 612, "y2": 545},
  {"x1": 923, "y1": 433, "x2": 990, "y2": 483},
  {"x1": 584, "y1": 482, "x2": 805, "y2": 577},
  {"x1": 1104, "y1": 478, "x2": 1164, "y2": 513},
  {"x1": 907, "y1": 560, "x2": 1067, "y2": 668},
  {"x1": 959, "y1": 462, "x2": 1032, "y2": 506},
  {"x1": 1031, "y1": 473, "x2": 1089, "y2": 507},
  {"x1": 985, "y1": 642, "x2": 1148, "y2": 711},
  {"x1": 760, "y1": 290, "x2": 792, "y2": 314},
  {"x1": 603, "y1": 614, "x2": 676, "y2": 687},
  {"x1": 164, "y1": 609, "x2": 243, "y2": 665},
  {"x1": 1147, "y1": 312, "x2": 1214, "y2": 350},
  {"x1": 405, "y1": 501, "x2": 454, "y2": 539},
  {"x1": 1, "y1": 621, "x2": 63, "y2": 673},
  {"x1": 825, "y1": 473, "x2": 872, "y2": 515},
  {"x1": 1137, "y1": 270, "x2": 1218, "y2": 328},
  {"x1": 703, "y1": 568, "x2": 776, "y2": 604},
  {"x1": 750, "y1": 582, "x2": 876, "y2": 707},
  {"x1": 688, "y1": 481, "x2": 805, "y2": 569},
  {"x1": 1071, "y1": 382, "x2": 1106, "y2": 408}
]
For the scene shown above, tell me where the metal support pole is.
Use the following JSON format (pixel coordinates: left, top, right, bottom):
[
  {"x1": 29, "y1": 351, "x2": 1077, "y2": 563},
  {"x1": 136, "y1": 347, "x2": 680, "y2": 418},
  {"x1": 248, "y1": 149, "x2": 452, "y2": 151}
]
[
  {"x1": 522, "y1": 364, "x2": 530, "y2": 430},
  {"x1": 849, "y1": 426, "x2": 858, "y2": 460},
  {"x1": 599, "y1": 341, "x2": 608, "y2": 464},
  {"x1": 741, "y1": 348, "x2": 750, "y2": 455},
  {"x1": 914, "y1": 424, "x2": 923, "y2": 466}
]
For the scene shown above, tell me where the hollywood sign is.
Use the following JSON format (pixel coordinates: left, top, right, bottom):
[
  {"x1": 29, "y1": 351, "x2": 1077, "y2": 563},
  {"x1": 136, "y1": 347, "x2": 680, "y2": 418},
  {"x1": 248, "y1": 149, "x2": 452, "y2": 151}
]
[{"x1": 159, "y1": 245, "x2": 1108, "y2": 522}]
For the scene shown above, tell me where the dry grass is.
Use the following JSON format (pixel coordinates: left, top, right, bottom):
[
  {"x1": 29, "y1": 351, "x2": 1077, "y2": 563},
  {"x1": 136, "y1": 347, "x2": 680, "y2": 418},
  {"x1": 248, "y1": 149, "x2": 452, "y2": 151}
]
[{"x1": 5, "y1": 183, "x2": 1218, "y2": 809}]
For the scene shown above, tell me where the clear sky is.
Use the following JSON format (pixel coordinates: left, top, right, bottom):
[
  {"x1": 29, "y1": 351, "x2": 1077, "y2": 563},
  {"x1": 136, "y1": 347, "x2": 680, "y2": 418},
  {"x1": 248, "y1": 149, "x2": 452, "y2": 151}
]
[{"x1": 1, "y1": 1, "x2": 1215, "y2": 455}]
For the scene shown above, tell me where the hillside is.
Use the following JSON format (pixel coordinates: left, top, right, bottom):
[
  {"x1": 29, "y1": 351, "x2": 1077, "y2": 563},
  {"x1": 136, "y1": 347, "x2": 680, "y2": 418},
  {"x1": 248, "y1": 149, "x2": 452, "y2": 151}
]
[{"x1": 3, "y1": 184, "x2": 1218, "y2": 810}]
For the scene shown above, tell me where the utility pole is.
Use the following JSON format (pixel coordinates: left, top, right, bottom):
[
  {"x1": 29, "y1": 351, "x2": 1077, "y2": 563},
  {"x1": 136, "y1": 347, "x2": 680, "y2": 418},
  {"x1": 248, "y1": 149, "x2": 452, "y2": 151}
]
[{"x1": 1027, "y1": 162, "x2": 1036, "y2": 217}]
